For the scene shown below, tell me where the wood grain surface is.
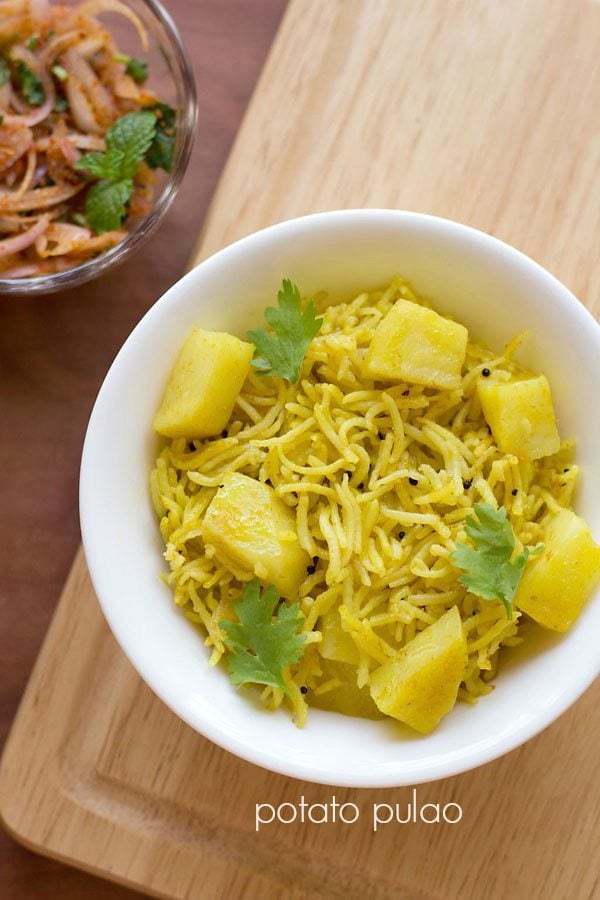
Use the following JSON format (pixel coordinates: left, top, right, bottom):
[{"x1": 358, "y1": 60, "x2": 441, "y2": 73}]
[
  {"x1": 1, "y1": 1, "x2": 599, "y2": 899},
  {"x1": 0, "y1": 2, "x2": 286, "y2": 898}
]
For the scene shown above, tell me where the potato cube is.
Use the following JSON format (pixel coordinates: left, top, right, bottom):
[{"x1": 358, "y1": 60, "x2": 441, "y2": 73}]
[
  {"x1": 153, "y1": 328, "x2": 254, "y2": 439},
  {"x1": 515, "y1": 509, "x2": 600, "y2": 631},
  {"x1": 320, "y1": 606, "x2": 359, "y2": 665},
  {"x1": 369, "y1": 606, "x2": 467, "y2": 734},
  {"x1": 309, "y1": 660, "x2": 383, "y2": 720},
  {"x1": 363, "y1": 298, "x2": 468, "y2": 390},
  {"x1": 477, "y1": 374, "x2": 560, "y2": 460},
  {"x1": 202, "y1": 472, "x2": 309, "y2": 598}
]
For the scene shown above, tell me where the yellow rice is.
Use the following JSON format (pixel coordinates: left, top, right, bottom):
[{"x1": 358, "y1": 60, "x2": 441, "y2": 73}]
[{"x1": 150, "y1": 277, "x2": 576, "y2": 726}]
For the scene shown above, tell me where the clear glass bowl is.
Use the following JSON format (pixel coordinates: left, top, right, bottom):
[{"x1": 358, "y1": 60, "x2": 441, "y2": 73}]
[{"x1": 0, "y1": 0, "x2": 197, "y2": 295}]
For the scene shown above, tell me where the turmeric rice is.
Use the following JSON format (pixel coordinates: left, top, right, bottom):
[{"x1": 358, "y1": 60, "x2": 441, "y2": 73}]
[{"x1": 150, "y1": 277, "x2": 579, "y2": 728}]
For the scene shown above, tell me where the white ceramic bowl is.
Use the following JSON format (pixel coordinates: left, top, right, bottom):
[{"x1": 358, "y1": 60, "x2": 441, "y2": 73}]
[{"x1": 80, "y1": 210, "x2": 600, "y2": 787}]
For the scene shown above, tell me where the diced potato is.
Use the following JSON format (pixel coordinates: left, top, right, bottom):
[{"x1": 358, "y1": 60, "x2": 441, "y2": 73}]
[
  {"x1": 363, "y1": 298, "x2": 468, "y2": 390},
  {"x1": 202, "y1": 472, "x2": 309, "y2": 598},
  {"x1": 477, "y1": 374, "x2": 560, "y2": 460},
  {"x1": 319, "y1": 606, "x2": 359, "y2": 664},
  {"x1": 309, "y1": 660, "x2": 384, "y2": 720},
  {"x1": 153, "y1": 328, "x2": 254, "y2": 439},
  {"x1": 515, "y1": 509, "x2": 600, "y2": 631},
  {"x1": 369, "y1": 606, "x2": 467, "y2": 734}
]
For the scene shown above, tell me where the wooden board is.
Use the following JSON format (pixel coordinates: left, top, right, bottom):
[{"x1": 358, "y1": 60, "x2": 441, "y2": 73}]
[{"x1": 2, "y1": 1, "x2": 600, "y2": 897}]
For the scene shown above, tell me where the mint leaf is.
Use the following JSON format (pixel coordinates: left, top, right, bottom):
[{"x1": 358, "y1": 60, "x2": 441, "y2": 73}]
[
  {"x1": 85, "y1": 179, "x2": 132, "y2": 234},
  {"x1": 145, "y1": 101, "x2": 176, "y2": 171},
  {"x1": 105, "y1": 110, "x2": 156, "y2": 178},
  {"x1": 450, "y1": 503, "x2": 543, "y2": 617},
  {"x1": 16, "y1": 61, "x2": 44, "y2": 106},
  {"x1": 75, "y1": 148, "x2": 125, "y2": 181},
  {"x1": 247, "y1": 279, "x2": 323, "y2": 383},
  {"x1": 74, "y1": 111, "x2": 157, "y2": 235},
  {"x1": 220, "y1": 579, "x2": 306, "y2": 695}
]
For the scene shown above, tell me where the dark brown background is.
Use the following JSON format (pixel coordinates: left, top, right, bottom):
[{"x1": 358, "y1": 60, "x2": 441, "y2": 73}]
[{"x1": 0, "y1": 2, "x2": 286, "y2": 896}]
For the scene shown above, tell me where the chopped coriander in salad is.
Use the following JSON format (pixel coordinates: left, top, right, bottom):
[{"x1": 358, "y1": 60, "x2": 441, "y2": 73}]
[
  {"x1": 0, "y1": 0, "x2": 177, "y2": 279},
  {"x1": 150, "y1": 276, "x2": 600, "y2": 733}
]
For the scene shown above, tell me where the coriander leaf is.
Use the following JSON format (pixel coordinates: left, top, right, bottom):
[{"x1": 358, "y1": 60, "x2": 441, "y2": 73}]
[
  {"x1": 105, "y1": 110, "x2": 156, "y2": 178},
  {"x1": 16, "y1": 60, "x2": 45, "y2": 106},
  {"x1": 0, "y1": 58, "x2": 10, "y2": 87},
  {"x1": 220, "y1": 579, "x2": 306, "y2": 695},
  {"x1": 114, "y1": 53, "x2": 148, "y2": 83},
  {"x1": 247, "y1": 279, "x2": 323, "y2": 383},
  {"x1": 85, "y1": 179, "x2": 132, "y2": 234},
  {"x1": 126, "y1": 57, "x2": 148, "y2": 83},
  {"x1": 75, "y1": 148, "x2": 125, "y2": 181},
  {"x1": 450, "y1": 503, "x2": 543, "y2": 618},
  {"x1": 145, "y1": 101, "x2": 176, "y2": 171}
]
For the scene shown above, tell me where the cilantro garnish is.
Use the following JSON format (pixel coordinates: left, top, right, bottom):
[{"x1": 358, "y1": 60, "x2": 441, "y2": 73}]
[
  {"x1": 0, "y1": 58, "x2": 8, "y2": 87},
  {"x1": 75, "y1": 111, "x2": 156, "y2": 233},
  {"x1": 115, "y1": 53, "x2": 148, "y2": 84},
  {"x1": 145, "y1": 101, "x2": 176, "y2": 172},
  {"x1": 126, "y1": 57, "x2": 148, "y2": 83},
  {"x1": 16, "y1": 61, "x2": 45, "y2": 106},
  {"x1": 247, "y1": 279, "x2": 323, "y2": 383},
  {"x1": 450, "y1": 503, "x2": 543, "y2": 618},
  {"x1": 220, "y1": 579, "x2": 306, "y2": 695}
]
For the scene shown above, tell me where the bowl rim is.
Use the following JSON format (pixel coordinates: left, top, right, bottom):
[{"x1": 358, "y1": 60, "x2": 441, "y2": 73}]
[
  {"x1": 80, "y1": 208, "x2": 600, "y2": 786},
  {"x1": 0, "y1": 0, "x2": 198, "y2": 296}
]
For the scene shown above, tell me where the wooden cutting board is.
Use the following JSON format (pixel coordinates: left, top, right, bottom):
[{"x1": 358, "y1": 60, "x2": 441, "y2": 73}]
[{"x1": 2, "y1": 2, "x2": 599, "y2": 898}]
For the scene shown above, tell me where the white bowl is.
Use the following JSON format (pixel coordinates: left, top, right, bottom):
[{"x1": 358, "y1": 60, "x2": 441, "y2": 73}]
[{"x1": 80, "y1": 210, "x2": 600, "y2": 787}]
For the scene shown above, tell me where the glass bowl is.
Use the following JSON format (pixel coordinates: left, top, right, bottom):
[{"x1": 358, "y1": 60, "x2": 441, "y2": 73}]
[{"x1": 0, "y1": 0, "x2": 197, "y2": 296}]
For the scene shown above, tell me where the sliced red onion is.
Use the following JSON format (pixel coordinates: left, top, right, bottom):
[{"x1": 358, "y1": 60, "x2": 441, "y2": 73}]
[
  {"x1": 73, "y1": 0, "x2": 149, "y2": 51},
  {"x1": 15, "y1": 148, "x2": 37, "y2": 196},
  {"x1": 28, "y1": 0, "x2": 52, "y2": 26},
  {"x1": 0, "y1": 182, "x2": 83, "y2": 211},
  {"x1": 3, "y1": 45, "x2": 56, "y2": 128},
  {"x1": 0, "y1": 212, "x2": 50, "y2": 257}
]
